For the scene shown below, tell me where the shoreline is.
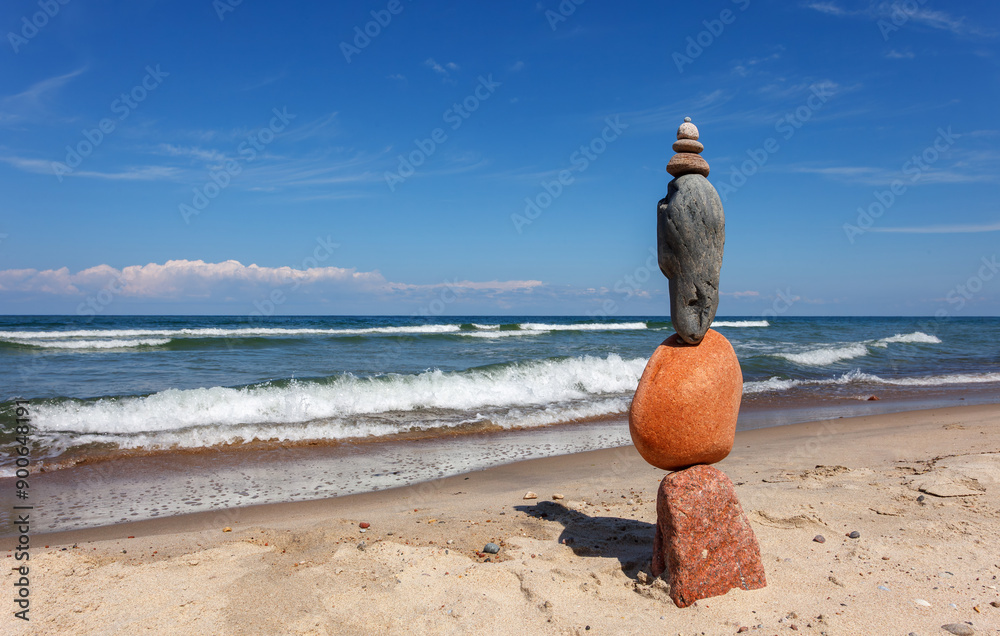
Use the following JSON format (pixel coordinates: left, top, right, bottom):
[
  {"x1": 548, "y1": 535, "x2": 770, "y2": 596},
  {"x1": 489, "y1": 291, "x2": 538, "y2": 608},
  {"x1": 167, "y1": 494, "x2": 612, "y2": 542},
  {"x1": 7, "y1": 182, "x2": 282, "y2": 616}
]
[
  {"x1": 2, "y1": 393, "x2": 999, "y2": 537},
  {"x1": 3, "y1": 402, "x2": 998, "y2": 634}
]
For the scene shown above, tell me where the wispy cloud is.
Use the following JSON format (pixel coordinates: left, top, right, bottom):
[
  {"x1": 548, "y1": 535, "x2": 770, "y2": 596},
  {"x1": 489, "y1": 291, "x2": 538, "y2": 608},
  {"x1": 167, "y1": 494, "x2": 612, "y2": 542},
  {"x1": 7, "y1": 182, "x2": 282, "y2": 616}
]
[
  {"x1": 0, "y1": 67, "x2": 87, "y2": 124},
  {"x1": 870, "y1": 221, "x2": 1000, "y2": 234},
  {"x1": 424, "y1": 58, "x2": 459, "y2": 78},
  {"x1": 803, "y1": 1, "x2": 994, "y2": 38},
  {"x1": 803, "y1": 2, "x2": 852, "y2": 17},
  {"x1": 0, "y1": 155, "x2": 182, "y2": 181}
]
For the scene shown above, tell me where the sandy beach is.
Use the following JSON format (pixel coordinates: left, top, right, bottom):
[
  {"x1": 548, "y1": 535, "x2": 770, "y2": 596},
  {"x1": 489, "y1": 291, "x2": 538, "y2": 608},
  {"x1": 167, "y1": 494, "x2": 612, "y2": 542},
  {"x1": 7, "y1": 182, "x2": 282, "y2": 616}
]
[{"x1": 4, "y1": 403, "x2": 999, "y2": 635}]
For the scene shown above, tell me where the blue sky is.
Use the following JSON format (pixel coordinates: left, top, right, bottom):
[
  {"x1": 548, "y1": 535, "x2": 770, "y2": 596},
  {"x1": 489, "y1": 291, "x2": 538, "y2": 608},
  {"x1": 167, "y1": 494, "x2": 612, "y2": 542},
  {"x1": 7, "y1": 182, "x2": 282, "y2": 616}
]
[{"x1": 1, "y1": 0, "x2": 998, "y2": 316}]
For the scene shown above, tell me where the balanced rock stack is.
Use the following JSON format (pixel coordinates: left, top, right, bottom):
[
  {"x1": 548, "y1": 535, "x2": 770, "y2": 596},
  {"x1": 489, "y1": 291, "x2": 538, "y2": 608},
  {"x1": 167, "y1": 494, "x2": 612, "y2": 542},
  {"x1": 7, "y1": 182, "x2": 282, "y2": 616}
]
[{"x1": 629, "y1": 117, "x2": 766, "y2": 609}]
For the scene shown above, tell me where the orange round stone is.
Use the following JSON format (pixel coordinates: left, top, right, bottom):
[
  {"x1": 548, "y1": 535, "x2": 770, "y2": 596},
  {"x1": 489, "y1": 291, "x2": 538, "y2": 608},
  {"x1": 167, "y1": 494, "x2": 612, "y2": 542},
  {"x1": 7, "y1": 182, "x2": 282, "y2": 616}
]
[{"x1": 629, "y1": 329, "x2": 743, "y2": 471}]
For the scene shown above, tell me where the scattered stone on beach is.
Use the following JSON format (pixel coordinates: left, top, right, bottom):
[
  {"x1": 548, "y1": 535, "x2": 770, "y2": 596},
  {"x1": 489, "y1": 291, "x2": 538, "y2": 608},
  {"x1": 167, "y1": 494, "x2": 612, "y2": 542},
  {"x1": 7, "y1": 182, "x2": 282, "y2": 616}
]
[
  {"x1": 941, "y1": 624, "x2": 975, "y2": 635},
  {"x1": 657, "y1": 173, "x2": 725, "y2": 343},
  {"x1": 991, "y1": 601, "x2": 1000, "y2": 608},
  {"x1": 813, "y1": 535, "x2": 826, "y2": 544},
  {"x1": 868, "y1": 395, "x2": 881, "y2": 401},
  {"x1": 222, "y1": 527, "x2": 232, "y2": 532},
  {"x1": 914, "y1": 599, "x2": 932, "y2": 607},
  {"x1": 523, "y1": 492, "x2": 538, "y2": 500},
  {"x1": 650, "y1": 465, "x2": 766, "y2": 607},
  {"x1": 359, "y1": 522, "x2": 370, "y2": 529},
  {"x1": 483, "y1": 543, "x2": 500, "y2": 554},
  {"x1": 357, "y1": 541, "x2": 366, "y2": 551},
  {"x1": 630, "y1": 329, "x2": 742, "y2": 470},
  {"x1": 552, "y1": 493, "x2": 564, "y2": 500},
  {"x1": 848, "y1": 531, "x2": 861, "y2": 539}
]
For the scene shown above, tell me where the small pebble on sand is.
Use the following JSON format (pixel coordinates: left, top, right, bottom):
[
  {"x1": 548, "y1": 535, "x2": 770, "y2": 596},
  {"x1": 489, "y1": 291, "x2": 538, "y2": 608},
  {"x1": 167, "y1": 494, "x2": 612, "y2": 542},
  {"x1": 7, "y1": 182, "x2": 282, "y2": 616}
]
[
  {"x1": 524, "y1": 492, "x2": 538, "y2": 500},
  {"x1": 552, "y1": 493, "x2": 564, "y2": 500},
  {"x1": 941, "y1": 623, "x2": 975, "y2": 636},
  {"x1": 848, "y1": 530, "x2": 861, "y2": 539},
  {"x1": 483, "y1": 543, "x2": 500, "y2": 554},
  {"x1": 359, "y1": 522, "x2": 370, "y2": 529},
  {"x1": 813, "y1": 535, "x2": 826, "y2": 543}
]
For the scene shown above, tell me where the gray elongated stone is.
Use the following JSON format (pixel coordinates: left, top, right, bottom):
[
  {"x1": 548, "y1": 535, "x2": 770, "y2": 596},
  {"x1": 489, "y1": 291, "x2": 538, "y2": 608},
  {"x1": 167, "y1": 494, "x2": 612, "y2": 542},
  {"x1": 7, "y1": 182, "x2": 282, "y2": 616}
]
[{"x1": 657, "y1": 173, "x2": 725, "y2": 344}]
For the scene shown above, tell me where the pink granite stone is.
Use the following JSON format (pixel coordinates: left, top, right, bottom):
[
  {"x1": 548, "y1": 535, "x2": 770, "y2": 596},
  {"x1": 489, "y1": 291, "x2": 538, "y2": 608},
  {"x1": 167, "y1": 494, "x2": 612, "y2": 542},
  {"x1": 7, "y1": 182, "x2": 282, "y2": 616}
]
[{"x1": 650, "y1": 464, "x2": 766, "y2": 608}]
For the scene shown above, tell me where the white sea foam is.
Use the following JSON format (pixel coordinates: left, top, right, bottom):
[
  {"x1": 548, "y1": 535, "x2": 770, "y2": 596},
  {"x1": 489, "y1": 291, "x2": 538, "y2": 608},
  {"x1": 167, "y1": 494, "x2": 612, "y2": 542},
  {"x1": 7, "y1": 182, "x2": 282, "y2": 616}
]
[
  {"x1": 712, "y1": 320, "x2": 770, "y2": 328},
  {"x1": 7, "y1": 338, "x2": 172, "y2": 349},
  {"x1": 519, "y1": 322, "x2": 648, "y2": 331},
  {"x1": 775, "y1": 332, "x2": 942, "y2": 367},
  {"x1": 872, "y1": 332, "x2": 942, "y2": 347},
  {"x1": 0, "y1": 325, "x2": 465, "y2": 340},
  {"x1": 30, "y1": 354, "x2": 648, "y2": 436},
  {"x1": 777, "y1": 344, "x2": 870, "y2": 366},
  {"x1": 457, "y1": 329, "x2": 549, "y2": 338},
  {"x1": 471, "y1": 324, "x2": 502, "y2": 330},
  {"x1": 744, "y1": 369, "x2": 1000, "y2": 395}
]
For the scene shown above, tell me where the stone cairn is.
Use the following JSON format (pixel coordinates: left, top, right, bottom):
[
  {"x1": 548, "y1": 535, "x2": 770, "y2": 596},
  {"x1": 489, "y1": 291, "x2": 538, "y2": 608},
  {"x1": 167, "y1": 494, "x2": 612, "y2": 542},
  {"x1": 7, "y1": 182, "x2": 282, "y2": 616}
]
[{"x1": 629, "y1": 117, "x2": 767, "y2": 608}]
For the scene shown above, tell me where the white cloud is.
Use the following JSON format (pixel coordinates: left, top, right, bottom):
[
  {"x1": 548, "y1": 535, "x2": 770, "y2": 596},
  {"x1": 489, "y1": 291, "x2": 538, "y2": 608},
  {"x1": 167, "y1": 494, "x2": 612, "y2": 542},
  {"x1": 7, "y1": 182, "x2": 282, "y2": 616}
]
[{"x1": 0, "y1": 260, "x2": 544, "y2": 302}]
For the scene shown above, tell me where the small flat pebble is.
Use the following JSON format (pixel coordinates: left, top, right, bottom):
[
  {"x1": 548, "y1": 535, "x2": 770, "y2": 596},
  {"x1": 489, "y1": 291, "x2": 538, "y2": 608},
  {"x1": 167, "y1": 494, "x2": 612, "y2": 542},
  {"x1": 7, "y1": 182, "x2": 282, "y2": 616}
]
[
  {"x1": 552, "y1": 493, "x2": 564, "y2": 500},
  {"x1": 483, "y1": 543, "x2": 500, "y2": 554},
  {"x1": 813, "y1": 535, "x2": 826, "y2": 544},
  {"x1": 991, "y1": 601, "x2": 1000, "y2": 608},
  {"x1": 914, "y1": 599, "x2": 932, "y2": 607},
  {"x1": 359, "y1": 522, "x2": 370, "y2": 529},
  {"x1": 941, "y1": 624, "x2": 975, "y2": 636},
  {"x1": 878, "y1": 585, "x2": 890, "y2": 591},
  {"x1": 848, "y1": 530, "x2": 861, "y2": 539},
  {"x1": 523, "y1": 492, "x2": 538, "y2": 500}
]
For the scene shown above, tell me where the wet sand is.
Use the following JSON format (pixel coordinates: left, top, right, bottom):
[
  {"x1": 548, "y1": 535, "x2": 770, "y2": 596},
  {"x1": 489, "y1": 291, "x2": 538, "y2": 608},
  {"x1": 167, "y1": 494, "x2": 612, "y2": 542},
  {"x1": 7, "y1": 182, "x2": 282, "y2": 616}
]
[{"x1": 3, "y1": 403, "x2": 1000, "y2": 635}]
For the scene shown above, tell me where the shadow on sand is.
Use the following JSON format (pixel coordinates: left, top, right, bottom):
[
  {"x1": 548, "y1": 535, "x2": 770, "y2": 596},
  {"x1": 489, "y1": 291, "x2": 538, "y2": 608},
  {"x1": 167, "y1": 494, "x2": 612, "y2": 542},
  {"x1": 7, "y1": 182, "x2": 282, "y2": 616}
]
[{"x1": 515, "y1": 500, "x2": 657, "y2": 582}]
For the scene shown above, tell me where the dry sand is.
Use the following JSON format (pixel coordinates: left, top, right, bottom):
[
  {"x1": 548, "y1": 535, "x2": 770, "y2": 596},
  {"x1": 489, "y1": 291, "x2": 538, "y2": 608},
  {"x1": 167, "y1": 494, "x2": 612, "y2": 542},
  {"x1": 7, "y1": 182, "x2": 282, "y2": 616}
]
[{"x1": 3, "y1": 404, "x2": 1000, "y2": 635}]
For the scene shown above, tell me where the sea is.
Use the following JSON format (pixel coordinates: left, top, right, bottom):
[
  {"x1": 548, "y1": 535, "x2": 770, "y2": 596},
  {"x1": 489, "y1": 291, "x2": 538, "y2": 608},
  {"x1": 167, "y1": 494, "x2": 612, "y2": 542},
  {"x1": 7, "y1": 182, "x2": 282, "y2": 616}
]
[{"x1": 1, "y1": 315, "x2": 998, "y2": 533}]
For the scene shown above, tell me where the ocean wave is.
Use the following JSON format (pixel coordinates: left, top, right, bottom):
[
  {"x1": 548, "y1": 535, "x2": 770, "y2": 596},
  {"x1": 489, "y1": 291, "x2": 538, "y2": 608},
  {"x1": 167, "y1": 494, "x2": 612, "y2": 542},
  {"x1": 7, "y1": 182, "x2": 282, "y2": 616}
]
[
  {"x1": 29, "y1": 354, "x2": 648, "y2": 435},
  {"x1": 0, "y1": 325, "x2": 465, "y2": 340},
  {"x1": 774, "y1": 332, "x2": 941, "y2": 367},
  {"x1": 777, "y1": 344, "x2": 869, "y2": 366},
  {"x1": 872, "y1": 332, "x2": 942, "y2": 347},
  {"x1": 745, "y1": 369, "x2": 1000, "y2": 394},
  {"x1": 456, "y1": 329, "x2": 549, "y2": 338},
  {"x1": 519, "y1": 322, "x2": 648, "y2": 331},
  {"x1": 41, "y1": 397, "x2": 636, "y2": 455},
  {"x1": 6, "y1": 338, "x2": 172, "y2": 350},
  {"x1": 712, "y1": 320, "x2": 770, "y2": 328}
]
